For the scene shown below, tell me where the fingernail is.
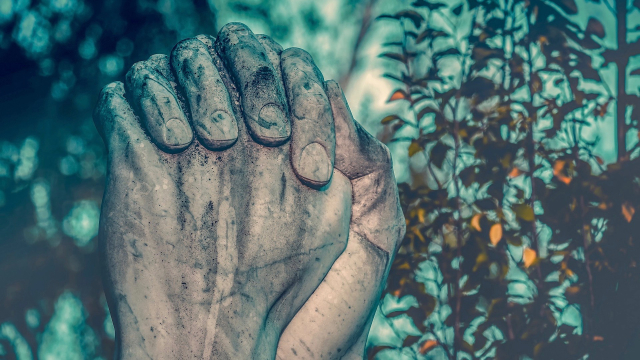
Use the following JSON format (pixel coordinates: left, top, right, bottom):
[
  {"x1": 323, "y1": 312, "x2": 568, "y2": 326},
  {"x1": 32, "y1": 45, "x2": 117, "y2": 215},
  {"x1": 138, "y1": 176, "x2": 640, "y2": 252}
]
[
  {"x1": 257, "y1": 103, "x2": 288, "y2": 140},
  {"x1": 164, "y1": 118, "x2": 192, "y2": 146},
  {"x1": 197, "y1": 110, "x2": 238, "y2": 149},
  {"x1": 298, "y1": 142, "x2": 332, "y2": 184},
  {"x1": 210, "y1": 110, "x2": 238, "y2": 139}
]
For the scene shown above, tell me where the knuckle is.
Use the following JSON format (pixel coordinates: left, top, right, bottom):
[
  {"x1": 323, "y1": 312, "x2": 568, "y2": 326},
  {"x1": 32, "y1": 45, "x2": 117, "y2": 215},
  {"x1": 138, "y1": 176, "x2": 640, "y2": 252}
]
[
  {"x1": 126, "y1": 61, "x2": 147, "y2": 83},
  {"x1": 256, "y1": 34, "x2": 283, "y2": 53},
  {"x1": 195, "y1": 34, "x2": 215, "y2": 48},
  {"x1": 220, "y1": 22, "x2": 250, "y2": 35},
  {"x1": 147, "y1": 54, "x2": 167, "y2": 63},
  {"x1": 282, "y1": 47, "x2": 312, "y2": 62},
  {"x1": 294, "y1": 92, "x2": 330, "y2": 119},
  {"x1": 171, "y1": 38, "x2": 196, "y2": 60}
]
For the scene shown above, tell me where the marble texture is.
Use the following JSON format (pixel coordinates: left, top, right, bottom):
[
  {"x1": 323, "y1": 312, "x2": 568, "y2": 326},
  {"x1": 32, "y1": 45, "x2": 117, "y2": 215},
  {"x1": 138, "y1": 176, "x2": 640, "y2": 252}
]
[{"x1": 94, "y1": 22, "x2": 405, "y2": 360}]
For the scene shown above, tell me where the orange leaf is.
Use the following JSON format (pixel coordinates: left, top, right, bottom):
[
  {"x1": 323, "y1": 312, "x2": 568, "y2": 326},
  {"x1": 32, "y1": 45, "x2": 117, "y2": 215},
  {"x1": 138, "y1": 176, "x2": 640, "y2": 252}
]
[
  {"x1": 419, "y1": 339, "x2": 439, "y2": 354},
  {"x1": 622, "y1": 202, "x2": 636, "y2": 222},
  {"x1": 489, "y1": 223, "x2": 502, "y2": 246},
  {"x1": 388, "y1": 89, "x2": 408, "y2": 102},
  {"x1": 557, "y1": 175, "x2": 572, "y2": 185},
  {"x1": 471, "y1": 214, "x2": 482, "y2": 231},
  {"x1": 565, "y1": 286, "x2": 580, "y2": 295},
  {"x1": 593, "y1": 335, "x2": 604, "y2": 341},
  {"x1": 553, "y1": 159, "x2": 572, "y2": 184},
  {"x1": 523, "y1": 247, "x2": 537, "y2": 268},
  {"x1": 598, "y1": 202, "x2": 608, "y2": 210},
  {"x1": 553, "y1": 160, "x2": 566, "y2": 176},
  {"x1": 595, "y1": 156, "x2": 604, "y2": 165},
  {"x1": 508, "y1": 167, "x2": 524, "y2": 178}
]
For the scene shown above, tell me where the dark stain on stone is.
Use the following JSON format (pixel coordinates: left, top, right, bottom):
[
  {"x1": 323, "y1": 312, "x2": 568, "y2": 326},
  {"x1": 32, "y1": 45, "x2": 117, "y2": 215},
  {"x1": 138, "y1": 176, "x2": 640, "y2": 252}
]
[{"x1": 280, "y1": 172, "x2": 286, "y2": 205}]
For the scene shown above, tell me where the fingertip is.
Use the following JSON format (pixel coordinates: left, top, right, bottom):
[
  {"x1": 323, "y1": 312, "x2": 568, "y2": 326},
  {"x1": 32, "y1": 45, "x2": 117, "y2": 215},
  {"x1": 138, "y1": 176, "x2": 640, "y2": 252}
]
[
  {"x1": 126, "y1": 61, "x2": 193, "y2": 153},
  {"x1": 215, "y1": 22, "x2": 291, "y2": 147},
  {"x1": 294, "y1": 142, "x2": 333, "y2": 189}
]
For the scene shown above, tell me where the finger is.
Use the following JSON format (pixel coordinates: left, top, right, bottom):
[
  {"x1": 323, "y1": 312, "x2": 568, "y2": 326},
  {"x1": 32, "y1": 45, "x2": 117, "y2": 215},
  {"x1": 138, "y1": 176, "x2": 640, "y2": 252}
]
[
  {"x1": 171, "y1": 38, "x2": 239, "y2": 150},
  {"x1": 325, "y1": 80, "x2": 406, "y2": 253},
  {"x1": 125, "y1": 60, "x2": 193, "y2": 153},
  {"x1": 281, "y1": 48, "x2": 335, "y2": 189},
  {"x1": 215, "y1": 22, "x2": 290, "y2": 146},
  {"x1": 93, "y1": 82, "x2": 153, "y2": 156},
  {"x1": 255, "y1": 34, "x2": 284, "y2": 82}
]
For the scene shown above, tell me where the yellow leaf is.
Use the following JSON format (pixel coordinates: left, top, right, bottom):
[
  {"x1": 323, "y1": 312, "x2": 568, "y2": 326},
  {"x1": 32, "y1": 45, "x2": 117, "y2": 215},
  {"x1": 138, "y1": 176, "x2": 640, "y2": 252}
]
[
  {"x1": 489, "y1": 223, "x2": 502, "y2": 246},
  {"x1": 561, "y1": 261, "x2": 575, "y2": 278},
  {"x1": 412, "y1": 226, "x2": 426, "y2": 243},
  {"x1": 419, "y1": 340, "x2": 439, "y2": 354},
  {"x1": 513, "y1": 204, "x2": 535, "y2": 221},
  {"x1": 408, "y1": 141, "x2": 422, "y2": 157},
  {"x1": 474, "y1": 252, "x2": 489, "y2": 271},
  {"x1": 381, "y1": 115, "x2": 401, "y2": 124},
  {"x1": 523, "y1": 247, "x2": 537, "y2": 268},
  {"x1": 398, "y1": 262, "x2": 411, "y2": 270},
  {"x1": 417, "y1": 208, "x2": 426, "y2": 223},
  {"x1": 622, "y1": 202, "x2": 636, "y2": 223},
  {"x1": 471, "y1": 214, "x2": 482, "y2": 231}
]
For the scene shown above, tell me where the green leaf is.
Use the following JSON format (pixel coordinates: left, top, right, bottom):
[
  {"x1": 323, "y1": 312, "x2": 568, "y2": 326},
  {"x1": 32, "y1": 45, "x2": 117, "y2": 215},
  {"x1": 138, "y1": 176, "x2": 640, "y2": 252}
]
[
  {"x1": 586, "y1": 17, "x2": 605, "y2": 39},
  {"x1": 557, "y1": 0, "x2": 578, "y2": 14},
  {"x1": 475, "y1": 198, "x2": 497, "y2": 211},
  {"x1": 459, "y1": 166, "x2": 477, "y2": 187},
  {"x1": 379, "y1": 52, "x2": 406, "y2": 62},
  {"x1": 430, "y1": 141, "x2": 450, "y2": 168},
  {"x1": 416, "y1": 106, "x2": 439, "y2": 121},
  {"x1": 452, "y1": 3, "x2": 463, "y2": 15},
  {"x1": 433, "y1": 47, "x2": 461, "y2": 62},
  {"x1": 416, "y1": 29, "x2": 449, "y2": 44},
  {"x1": 395, "y1": 10, "x2": 425, "y2": 28},
  {"x1": 412, "y1": 0, "x2": 447, "y2": 10}
]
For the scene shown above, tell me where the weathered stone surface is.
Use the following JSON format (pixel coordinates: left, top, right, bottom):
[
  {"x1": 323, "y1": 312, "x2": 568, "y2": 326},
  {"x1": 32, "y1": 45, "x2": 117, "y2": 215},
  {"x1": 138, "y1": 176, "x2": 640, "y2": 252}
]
[{"x1": 94, "y1": 22, "x2": 405, "y2": 360}]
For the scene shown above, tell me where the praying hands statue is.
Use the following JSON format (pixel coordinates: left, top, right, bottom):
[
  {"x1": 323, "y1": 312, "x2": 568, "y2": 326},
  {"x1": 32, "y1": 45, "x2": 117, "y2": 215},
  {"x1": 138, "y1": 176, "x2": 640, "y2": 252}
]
[{"x1": 94, "y1": 22, "x2": 405, "y2": 360}]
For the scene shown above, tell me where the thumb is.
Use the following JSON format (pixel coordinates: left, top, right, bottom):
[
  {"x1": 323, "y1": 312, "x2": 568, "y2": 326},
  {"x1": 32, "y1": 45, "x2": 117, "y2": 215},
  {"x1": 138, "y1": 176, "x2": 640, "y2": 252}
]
[{"x1": 324, "y1": 80, "x2": 406, "y2": 254}]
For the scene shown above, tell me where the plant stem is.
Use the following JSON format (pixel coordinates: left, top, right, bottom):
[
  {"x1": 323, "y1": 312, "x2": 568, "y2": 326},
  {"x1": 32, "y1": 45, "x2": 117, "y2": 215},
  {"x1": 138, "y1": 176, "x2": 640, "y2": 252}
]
[{"x1": 616, "y1": 0, "x2": 628, "y2": 162}]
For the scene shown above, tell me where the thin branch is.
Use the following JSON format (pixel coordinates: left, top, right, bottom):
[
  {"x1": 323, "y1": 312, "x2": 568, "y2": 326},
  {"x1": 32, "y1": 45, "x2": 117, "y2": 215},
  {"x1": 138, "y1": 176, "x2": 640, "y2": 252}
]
[{"x1": 339, "y1": 0, "x2": 378, "y2": 91}]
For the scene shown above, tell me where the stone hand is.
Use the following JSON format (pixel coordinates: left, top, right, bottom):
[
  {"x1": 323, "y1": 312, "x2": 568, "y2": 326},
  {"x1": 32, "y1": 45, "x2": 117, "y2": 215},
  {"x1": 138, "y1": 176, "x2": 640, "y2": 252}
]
[
  {"x1": 94, "y1": 23, "x2": 352, "y2": 359},
  {"x1": 94, "y1": 22, "x2": 405, "y2": 360},
  {"x1": 275, "y1": 81, "x2": 406, "y2": 360}
]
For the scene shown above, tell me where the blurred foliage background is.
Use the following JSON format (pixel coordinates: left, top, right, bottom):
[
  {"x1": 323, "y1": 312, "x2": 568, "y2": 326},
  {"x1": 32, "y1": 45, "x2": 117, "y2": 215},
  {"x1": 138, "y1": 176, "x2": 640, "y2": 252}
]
[{"x1": 0, "y1": 0, "x2": 638, "y2": 359}]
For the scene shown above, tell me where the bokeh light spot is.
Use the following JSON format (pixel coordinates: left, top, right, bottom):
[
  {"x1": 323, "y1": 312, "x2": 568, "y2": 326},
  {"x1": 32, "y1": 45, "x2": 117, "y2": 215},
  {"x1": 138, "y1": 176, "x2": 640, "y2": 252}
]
[{"x1": 63, "y1": 200, "x2": 100, "y2": 247}]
